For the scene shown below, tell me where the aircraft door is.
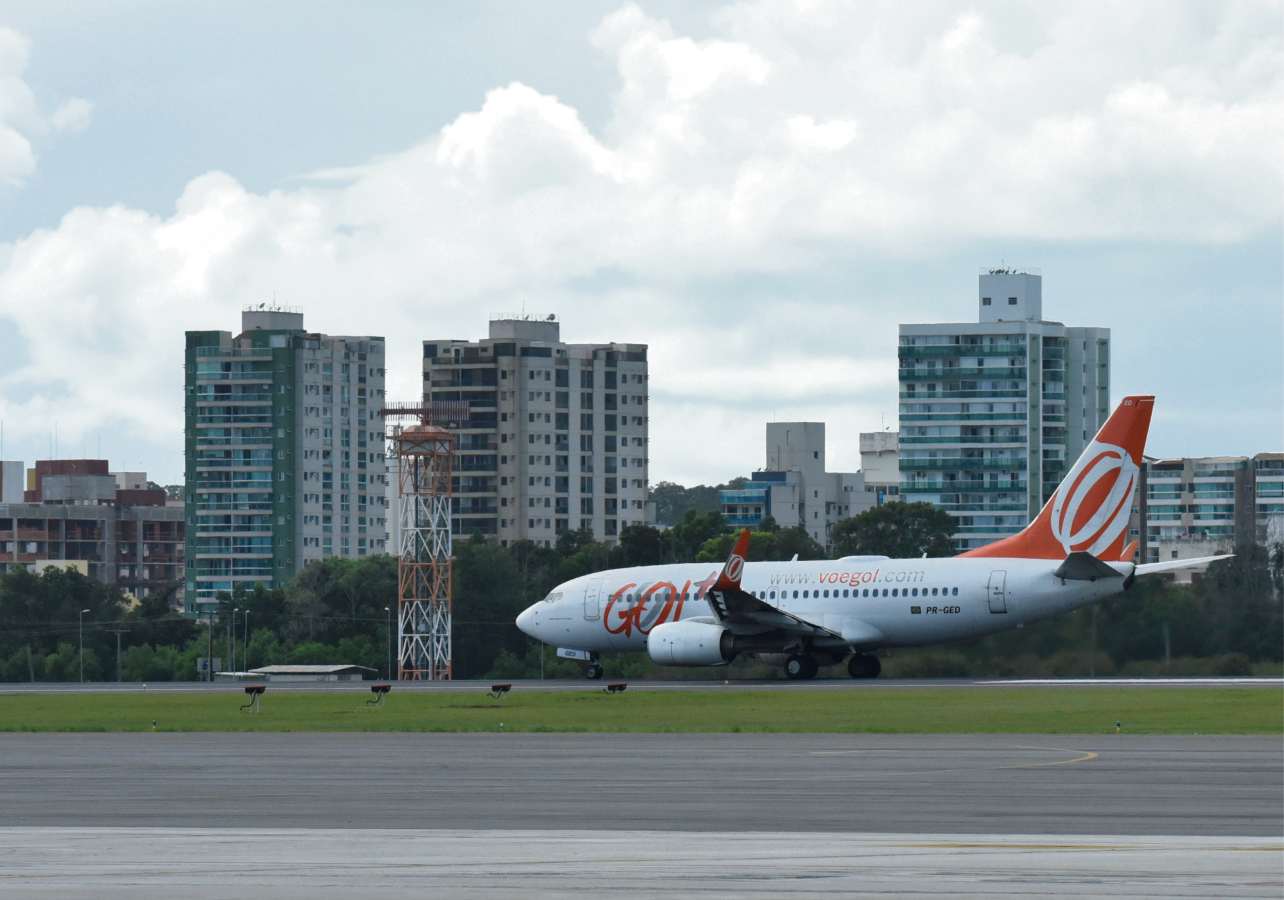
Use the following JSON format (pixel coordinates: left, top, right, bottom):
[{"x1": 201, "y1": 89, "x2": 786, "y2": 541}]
[
  {"x1": 583, "y1": 576, "x2": 604, "y2": 621},
  {"x1": 987, "y1": 571, "x2": 1008, "y2": 614}
]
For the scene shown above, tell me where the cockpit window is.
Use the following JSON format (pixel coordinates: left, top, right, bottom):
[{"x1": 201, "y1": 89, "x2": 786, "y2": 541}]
[{"x1": 543, "y1": 591, "x2": 562, "y2": 604}]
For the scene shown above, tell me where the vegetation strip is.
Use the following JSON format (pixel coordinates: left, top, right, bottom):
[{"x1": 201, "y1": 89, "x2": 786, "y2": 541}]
[{"x1": 0, "y1": 686, "x2": 1278, "y2": 734}]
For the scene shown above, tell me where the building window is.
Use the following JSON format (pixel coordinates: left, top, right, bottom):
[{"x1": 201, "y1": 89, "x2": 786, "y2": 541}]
[
  {"x1": 982, "y1": 297, "x2": 991, "y2": 306},
  {"x1": 1008, "y1": 297, "x2": 1017, "y2": 305}
]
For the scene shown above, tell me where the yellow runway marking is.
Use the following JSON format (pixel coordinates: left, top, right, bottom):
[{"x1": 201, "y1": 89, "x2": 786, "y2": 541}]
[{"x1": 1003, "y1": 746, "x2": 1099, "y2": 769}]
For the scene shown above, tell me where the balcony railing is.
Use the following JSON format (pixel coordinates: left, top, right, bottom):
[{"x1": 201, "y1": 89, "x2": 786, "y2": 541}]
[{"x1": 900, "y1": 458, "x2": 1027, "y2": 470}]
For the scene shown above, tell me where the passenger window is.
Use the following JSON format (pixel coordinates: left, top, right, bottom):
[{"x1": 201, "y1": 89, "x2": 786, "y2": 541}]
[
  {"x1": 891, "y1": 588, "x2": 898, "y2": 597},
  {"x1": 931, "y1": 588, "x2": 938, "y2": 596},
  {"x1": 793, "y1": 591, "x2": 799, "y2": 599},
  {"x1": 952, "y1": 587, "x2": 959, "y2": 596},
  {"x1": 882, "y1": 589, "x2": 889, "y2": 597},
  {"x1": 911, "y1": 588, "x2": 918, "y2": 597},
  {"x1": 802, "y1": 590, "x2": 809, "y2": 599}
]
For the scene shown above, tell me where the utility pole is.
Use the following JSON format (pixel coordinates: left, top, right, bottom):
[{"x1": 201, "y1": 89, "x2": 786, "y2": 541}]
[
  {"x1": 383, "y1": 606, "x2": 392, "y2": 680},
  {"x1": 206, "y1": 610, "x2": 213, "y2": 683},
  {"x1": 104, "y1": 625, "x2": 129, "y2": 682},
  {"x1": 79, "y1": 609, "x2": 90, "y2": 683},
  {"x1": 232, "y1": 608, "x2": 240, "y2": 673}
]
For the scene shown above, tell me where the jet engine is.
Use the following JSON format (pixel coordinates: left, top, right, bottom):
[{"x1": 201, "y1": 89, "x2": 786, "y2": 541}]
[{"x1": 647, "y1": 620, "x2": 736, "y2": 666}]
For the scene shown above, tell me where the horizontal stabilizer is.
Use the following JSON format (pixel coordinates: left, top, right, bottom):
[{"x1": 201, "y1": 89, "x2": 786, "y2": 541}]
[
  {"x1": 1136, "y1": 554, "x2": 1233, "y2": 576},
  {"x1": 1053, "y1": 551, "x2": 1124, "y2": 581}
]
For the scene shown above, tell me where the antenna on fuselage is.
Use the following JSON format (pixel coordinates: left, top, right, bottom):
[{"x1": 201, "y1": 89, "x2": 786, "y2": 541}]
[{"x1": 790, "y1": 553, "x2": 799, "y2": 562}]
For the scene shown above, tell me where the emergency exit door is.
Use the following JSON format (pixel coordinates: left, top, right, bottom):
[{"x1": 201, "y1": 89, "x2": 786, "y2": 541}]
[{"x1": 987, "y1": 571, "x2": 1008, "y2": 614}]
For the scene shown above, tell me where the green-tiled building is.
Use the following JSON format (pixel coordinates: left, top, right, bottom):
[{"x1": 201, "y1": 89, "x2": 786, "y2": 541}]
[{"x1": 184, "y1": 308, "x2": 386, "y2": 613}]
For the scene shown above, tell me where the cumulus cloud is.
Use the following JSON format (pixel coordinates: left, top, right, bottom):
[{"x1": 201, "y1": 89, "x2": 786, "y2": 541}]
[
  {"x1": 0, "y1": 2, "x2": 1280, "y2": 482},
  {"x1": 0, "y1": 26, "x2": 91, "y2": 185}
]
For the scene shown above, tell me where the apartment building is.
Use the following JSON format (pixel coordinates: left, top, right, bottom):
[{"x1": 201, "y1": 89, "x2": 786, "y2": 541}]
[
  {"x1": 421, "y1": 316, "x2": 649, "y2": 546},
  {"x1": 184, "y1": 308, "x2": 386, "y2": 612},
  {"x1": 898, "y1": 269, "x2": 1110, "y2": 551},
  {"x1": 1133, "y1": 452, "x2": 1284, "y2": 580},
  {"x1": 0, "y1": 459, "x2": 183, "y2": 599},
  {"x1": 719, "y1": 422, "x2": 876, "y2": 548}
]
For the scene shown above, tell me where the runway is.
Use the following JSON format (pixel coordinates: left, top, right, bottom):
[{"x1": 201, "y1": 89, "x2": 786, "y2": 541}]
[
  {"x1": 2, "y1": 733, "x2": 1278, "y2": 896},
  {"x1": 2, "y1": 733, "x2": 1279, "y2": 834}
]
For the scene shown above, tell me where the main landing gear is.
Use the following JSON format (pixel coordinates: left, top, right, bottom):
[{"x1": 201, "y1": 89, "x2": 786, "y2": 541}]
[
  {"x1": 584, "y1": 661, "x2": 604, "y2": 680},
  {"x1": 784, "y1": 654, "x2": 819, "y2": 680},
  {"x1": 847, "y1": 654, "x2": 881, "y2": 679}
]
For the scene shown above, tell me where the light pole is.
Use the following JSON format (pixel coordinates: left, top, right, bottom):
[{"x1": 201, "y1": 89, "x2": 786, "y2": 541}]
[
  {"x1": 232, "y1": 608, "x2": 240, "y2": 672},
  {"x1": 243, "y1": 610, "x2": 251, "y2": 672},
  {"x1": 383, "y1": 606, "x2": 392, "y2": 680},
  {"x1": 78, "y1": 609, "x2": 90, "y2": 683}
]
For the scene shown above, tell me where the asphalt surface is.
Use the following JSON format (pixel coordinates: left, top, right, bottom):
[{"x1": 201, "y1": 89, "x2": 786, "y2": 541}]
[
  {"x1": 1, "y1": 676, "x2": 1279, "y2": 693},
  {"x1": 3, "y1": 828, "x2": 1279, "y2": 898},
  {"x1": 3, "y1": 733, "x2": 1279, "y2": 897},
  {"x1": 3, "y1": 733, "x2": 1279, "y2": 836}
]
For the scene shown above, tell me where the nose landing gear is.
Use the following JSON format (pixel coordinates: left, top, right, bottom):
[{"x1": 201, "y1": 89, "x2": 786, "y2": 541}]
[{"x1": 847, "y1": 654, "x2": 881, "y2": 679}]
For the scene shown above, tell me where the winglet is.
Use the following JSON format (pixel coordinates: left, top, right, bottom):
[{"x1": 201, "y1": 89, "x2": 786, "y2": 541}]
[
  {"x1": 1120, "y1": 539, "x2": 1139, "y2": 563},
  {"x1": 714, "y1": 529, "x2": 750, "y2": 591}
]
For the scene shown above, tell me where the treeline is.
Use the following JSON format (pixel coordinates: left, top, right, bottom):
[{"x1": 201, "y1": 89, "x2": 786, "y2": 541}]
[{"x1": 0, "y1": 504, "x2": 1280, "y2": 680}]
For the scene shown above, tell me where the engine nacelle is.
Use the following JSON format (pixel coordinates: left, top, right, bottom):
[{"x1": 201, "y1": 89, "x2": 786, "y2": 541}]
[{"x1": 647, "y1": 620, "x2": 735, "y2": 666}]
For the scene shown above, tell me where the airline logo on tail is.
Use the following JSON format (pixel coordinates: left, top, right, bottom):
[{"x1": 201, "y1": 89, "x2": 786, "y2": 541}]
[
  {"x1": 961, "y1": 395, "x2": 1154, "y2": 561},
  {"x1": 1049, "y1": 439, "x2": 1140, "y2": 556}
]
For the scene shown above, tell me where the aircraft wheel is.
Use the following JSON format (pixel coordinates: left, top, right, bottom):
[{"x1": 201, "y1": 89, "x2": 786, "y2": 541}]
[
  {"x1": 847, "y1": 654, "x2": 881, "y2": 679},
  {"x1": 785, "y1": 655, "x2": 817, "y2": 680},
  {"x1": 585, "y1": 663, "x2": 604, "y2": 680}
]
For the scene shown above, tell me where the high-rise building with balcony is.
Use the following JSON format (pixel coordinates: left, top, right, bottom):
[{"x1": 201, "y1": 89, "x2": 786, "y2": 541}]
[
  {"x1": 421, "y1": 315, "x2": 649, "y2": 546},
  {"x1": 184, "y1": 308, "x2": 386, "y2": 613},
  {"x1": 898, "y1": 270, "x2": 1110, "y2": 551},
  {"x1": 1131, "y1": 452, "x2": 1284, "y2": 581}
]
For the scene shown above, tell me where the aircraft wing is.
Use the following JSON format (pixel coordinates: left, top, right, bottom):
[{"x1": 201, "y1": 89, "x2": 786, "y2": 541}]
[
  {"x1": 1135, "y1": 554, "x2": 1233, "y2": 576},
  {"x1": 705, "y1": 530, "x2": 842, "y2": 640}
]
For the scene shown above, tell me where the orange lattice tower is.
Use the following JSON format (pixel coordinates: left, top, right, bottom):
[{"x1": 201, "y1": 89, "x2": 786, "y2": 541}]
[{"x1": 394, "y1": 424, "x2": 455, "y2": 679}]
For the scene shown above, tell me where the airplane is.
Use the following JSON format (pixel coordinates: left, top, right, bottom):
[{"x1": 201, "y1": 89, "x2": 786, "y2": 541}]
[{"x1": 515, "y1": 395, "x2": 1231, "y2": 679}]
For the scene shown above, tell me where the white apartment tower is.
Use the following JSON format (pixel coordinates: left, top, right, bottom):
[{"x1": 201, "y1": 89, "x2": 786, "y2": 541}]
[
  {"x1": 421, "y1": 316, "x2": 650, "y2": 546},
  {"x1": 898, "y1": 270, "x2": 1110, "y2": 551}
]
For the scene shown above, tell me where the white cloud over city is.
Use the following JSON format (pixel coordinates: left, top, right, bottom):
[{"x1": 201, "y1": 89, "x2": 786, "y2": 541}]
[
  {"x1": 0, "y1": 1, "x2": 1280, "y2": 483},
  {"x1": 0, "y1": 26, "x2": 90, "y2": 185}
]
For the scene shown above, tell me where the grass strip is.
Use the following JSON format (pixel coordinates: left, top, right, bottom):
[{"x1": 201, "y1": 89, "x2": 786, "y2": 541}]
[{"x1": 0, "y1": 686, "x2": 1279, "y2": 734}]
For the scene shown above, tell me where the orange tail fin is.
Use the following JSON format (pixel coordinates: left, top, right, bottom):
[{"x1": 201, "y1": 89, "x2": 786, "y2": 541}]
[{"x1": 960, "y1": 395, "x2": 1153, "y2": 560}]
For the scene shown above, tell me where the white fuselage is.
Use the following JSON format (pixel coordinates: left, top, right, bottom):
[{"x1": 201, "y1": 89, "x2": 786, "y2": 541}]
[{"x1": 516, "y1": 556, "x2": 1132, "y2": 657}]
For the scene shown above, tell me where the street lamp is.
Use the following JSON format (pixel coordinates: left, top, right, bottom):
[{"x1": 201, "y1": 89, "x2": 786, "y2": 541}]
[
  {"x1": 243, "y1": 609, "x2": 251, "y2": 672},
  {"x1": 78, "y1": 608, "x2": 90, "y2": 683},
  {"x1": 232, "y1": 608, "x2": 240, "y2": 672},
  {"x1": 383, "y1": 606, "x2": 392, "y2": 680}
]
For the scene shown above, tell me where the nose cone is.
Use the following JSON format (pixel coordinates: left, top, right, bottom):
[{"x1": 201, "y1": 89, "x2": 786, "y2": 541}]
[{"x1": 515, "y1": 604, "x2": 539, "y2": 638}]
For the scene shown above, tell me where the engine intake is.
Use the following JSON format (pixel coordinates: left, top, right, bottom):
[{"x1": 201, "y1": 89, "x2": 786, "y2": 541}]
[{"x1": 647, "y1": 621, "x2": 735, "y2": 666}]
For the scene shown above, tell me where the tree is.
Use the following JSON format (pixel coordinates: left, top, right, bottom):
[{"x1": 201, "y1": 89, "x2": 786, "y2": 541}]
[
  {"x1": 669, "y1": 510, "x2": 726, "y2": 561},
  {"x1": 696, "y1": 526, "x2": 824, "y2": 563},
  {"x1": 611, "y1": 525, "x2": 666, "y2": 568},
  {"x1": 830, "y1": 502, "x2": 956, "y2": 559}
]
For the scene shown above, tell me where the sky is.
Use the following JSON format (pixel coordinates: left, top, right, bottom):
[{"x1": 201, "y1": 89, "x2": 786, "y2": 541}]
[{"x1": 0, "y1": 0, "x2": 1280, "y2": 487}]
